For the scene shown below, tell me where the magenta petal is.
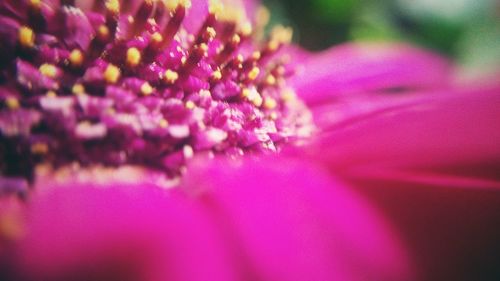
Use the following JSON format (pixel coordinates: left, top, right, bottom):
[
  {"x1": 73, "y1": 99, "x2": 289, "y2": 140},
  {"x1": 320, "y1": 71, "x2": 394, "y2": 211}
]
[
  {"x1": 310, "y1": 84, "x2": 500, "y2": 188},
  {"x1": 291, "y1": 42, "x2": 452, "y2": 105},
  {"x1": 182, "y1": 156, "x2": 413, "y2": 281},
  {"x1": 17, "y1": 184, "x2": 235, "y2": 281}
]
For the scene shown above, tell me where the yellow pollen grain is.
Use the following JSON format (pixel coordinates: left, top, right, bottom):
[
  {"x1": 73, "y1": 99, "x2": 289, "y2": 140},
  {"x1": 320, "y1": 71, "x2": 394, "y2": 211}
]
[
  {"x1": 72, "y1": 83, "x2": 85, "y2": 95},
  {"x1": 163, "y1": 69, "x2": 179, "y2": 84},
  {"x1": 104, "y1": 64, "x2": 121, "y2": 84},
  {"x1": 252, "y1": 94, "x2": 263, "y2": 107},
  {"x1": 236, "y1": 54, "x2": 244, "y2": 63},
  {"x1": 105, "y1": 0, "x2": 120, "y2": 14},
  {"x1": 46, "y1": 91, "x2": 57, "y2": 98},
  {"x1": 263, "y1": 97, "x2": 277, "y2": 109},
  {"x1": 151, "y1": 32, "x2": 163, "y2": 45},
  {"x1": 159, "y1": 119, "x2": 169, "y2": 128},
  {"x1": 231, "y1": 34, "x2": 241, "y2": 45},
  {"x1": 69, "y1": 49, "x2": 84, "y2": 67},
  {"x1": 218, "y1": 6, "x2": 244, "y2": 23},
  {"x1": 97, "y1": 25, "x2": 110, "y2": 40},
  {"x1": 181, "y1": 56, "x2": 187, "y2": 64},
  {"x1": 31, "y1": 143, "x2": 49, "y2": 154},
  {"x1": 19, "y1": 26, "x2": 35, "y2": 48},
  {"x1": 185, "y1": 100, "x2": 195, "y2": 109},
  {"x1": 140, "y1": 82, "x2": 154, "y2": 95},
  {"x1": 5, "y1": 97, "x2": 20, "y2": 109},
  {"x1": 241, "y1": 88, "x2": 251, "y2": 98},
  {"x1": 126, "y1": 47, "x2": 141, "y2": 67},
  {"x1": 251, "y1": 51, "x2": 261, "y2": 60},
  {"x1": 199, "y1": 43, "x2": 209, "y2": 55},
  {"x1": 211, "y1": 69, "x2": 222, "y2": 80},
  {"x1": 30, "y1": 0, "x2": 41, "y2": 8},
  {"x1": 239, "y1": 21, "x2": 253, "y2": 37},
  {"x1": 281, "y1": 88, "x2": 296, "y2": 102},
  {"x1": 256, "y1": 6, "x2": 270, "y2": 28},
  {"x1": 209, "y1": 0, "x2": 224, "y2": 15},
  {"x1": 206, "y1": 27, "x2": 216, "y2": 39},
  {"x1": 247, "y1": 67, "x2": 260, "y2": 80},
  {"x1": 270, "y1": 112, "x2": 278, "y2": 120},
  {"x1": 267, "y1": 40, "x2": 279, "y2": 52},
  {"x1": 39, "y1": 64, "x2": 57, "y2": 78},
  {"x1": 266, "y1": 74, "x2": 276, "y2": 85}
]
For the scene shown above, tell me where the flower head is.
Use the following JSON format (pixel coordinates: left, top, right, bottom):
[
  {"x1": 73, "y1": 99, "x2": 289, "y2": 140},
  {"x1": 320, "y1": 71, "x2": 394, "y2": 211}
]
[{"x1": 0, "y1": 0, "x2": 313, "y2": 187}]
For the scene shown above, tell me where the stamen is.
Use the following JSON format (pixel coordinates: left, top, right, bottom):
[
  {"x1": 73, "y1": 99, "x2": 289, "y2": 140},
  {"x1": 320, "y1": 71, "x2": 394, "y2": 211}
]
[
  {"x1": 39, "y1": 64, "x2": 57, "y2": 78},
  {"x1": 31, "y1": 143, "x2": 49, "y2": 155},
  {"x1": 5, "y1": 97, "x2": 20, "y2": 110},
  {"x1": 19, "y1": 26, "x2": 35, "y2": 48},
  {"x1": 97, "y1": 25, "x2": 110, "y2": 41},
  {"x1": 72, "y1": 83, "x2": 85, "y2": 95},
  {"x1": 105, "y1": 0, "x2": 120, "y2": 15},
  {"x1": 163, "y1": 69, "x2": 179, "y2": 84},
  {"x1": 69, "y1": 49, "x2": 84, "y2": 67},
  {"x1": 126, "y1": 47, "x2": 142, "y2": 67},
  {"x1": 104, "y1": 64, "x2": 121, "y2": 84},
  {"x1": 140, "y1": 82, "x2": 154, "y2": 95}
]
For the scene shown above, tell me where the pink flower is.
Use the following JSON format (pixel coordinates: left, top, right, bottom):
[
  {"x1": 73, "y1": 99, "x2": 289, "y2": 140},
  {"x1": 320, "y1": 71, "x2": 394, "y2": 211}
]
[{"x1": 0, "y1": 1, "x2": 499, "y2": 281}]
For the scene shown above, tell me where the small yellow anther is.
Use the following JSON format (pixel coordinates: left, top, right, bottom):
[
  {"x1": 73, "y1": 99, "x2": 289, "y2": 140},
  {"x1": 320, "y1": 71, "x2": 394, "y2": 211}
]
[
  {"x1": 72, "y1": 83, "x2": 85, "y2": 95},
  {"x1": 29, "y1": 0, "x2": 41, "y2": 8},
  {"x1": 247, "y1": 66, "x2": 260, "y2": 81},
  {"x1": 5, "y1": 97, "x2": 20, "y2": 109},
  {"x1": 266, "y1": 74, "x2": 276, "y2": 85},
  {"x1": 165, "y1": 0, "x2": 191, "y2": 12},
  {"x1": 251, "y1": 51, "x2": 261, "y2": 60},
  {"x1": 263, "y1": 97, "x2": 277, "y2": 110},
  {"x1": 252, "y1": 94, "x2": 263, "y2": 107},
  {"x1": 69, "y1": 49, "x2": 84, "y2": 67},
  {"x1": 126, "y1": 47, "x2": 141, "y2": 67},
  {"x1": 239, "y1": 21, "x2": 253, "y2": 37},
  {"x1": 205, "y1": 27, "x2": 217, "y2": 39},
  {"x1": 140, "y1": 82, "x2": 154, "y2": 95},
  {"x1": 159, "y1": 119, "x2": 169, "y2": 128},
  {"x1": 198, "y1": 43, "x2": 209, "y2": 54},
  {"x1": 163, "y1": 69, "x2": 179, "y2": 84},
  {"x1": 241, "y1": 88, "x2": 263, "y2": 107},
  {"x1": 97, "y1": 25, "x2": 110, "y2": 41},
  {"x1": 46, "y1": 91, "x2": 57, "y2": 98},
  {"x1": 231, "y1": 34, "x2": 241, "y2": 45},
  {"x1": 151, "y1": 32, "x2": 163, "y2": 45},
  {"x1": 211, "y1": 69, "x2": 222, "y2": 81},
  {"x1": 181, "y1": 56, "x2": 187, "y2": 64},
  {"x1": 104, "y1": 64, "x2": 121, "y2": 84},
  {"x1": 281, "y1": 88, "x2": 296, "y2": 102},
  {"x1": 31, "y1": 143, "x2": 49, "y2": 155},
  {"x1": 185, "y1": 100, "x2": 195, "y2": 109},
  {"x1": 19, "y1": 26, "x2": 35, "y2": 48},
  {"x1": 209, "y1": 0, "x2": 224, "y2": 15},
  {"x1": 105, "y1": 0, "x2": 120, "y2": 14},
  {"x1": 39, "y1": 64, "x2": 57, "y2": 78}
]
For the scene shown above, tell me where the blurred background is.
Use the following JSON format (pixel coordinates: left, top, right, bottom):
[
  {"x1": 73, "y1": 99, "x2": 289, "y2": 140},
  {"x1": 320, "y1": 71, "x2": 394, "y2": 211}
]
[{"x1": 263, "y1": 0, "x2": 500, "y2": 78}]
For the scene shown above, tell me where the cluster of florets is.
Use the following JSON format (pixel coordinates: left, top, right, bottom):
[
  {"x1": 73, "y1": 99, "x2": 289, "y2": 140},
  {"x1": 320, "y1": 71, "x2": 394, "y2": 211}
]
[{"x1": 0, "y1": 0, "x2": 313, "y2": 189}]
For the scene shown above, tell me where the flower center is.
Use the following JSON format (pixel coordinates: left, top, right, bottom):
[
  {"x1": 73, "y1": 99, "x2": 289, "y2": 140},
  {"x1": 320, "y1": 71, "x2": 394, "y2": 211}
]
[{"x1": 0, "y1": 0, "x2": 313, "y2": 186}]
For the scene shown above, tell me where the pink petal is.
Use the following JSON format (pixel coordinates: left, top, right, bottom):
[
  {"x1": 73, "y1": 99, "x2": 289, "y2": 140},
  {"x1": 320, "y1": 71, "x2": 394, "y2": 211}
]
[
  {"x1": 309, "y1": 84, "x2": 500, "y2": 188},
  {"x1": 182, "y1": 156, "x2": 413, "y2": 281},
  {"x1": 16, "y1": 184, "x2": 235, "y2": 281},
  {"x1": 299, "y1": 84, "x2": 500, "y2": 280},
  {"x1": 291, "y1": 42, "x2": 452, "y2": 105}
]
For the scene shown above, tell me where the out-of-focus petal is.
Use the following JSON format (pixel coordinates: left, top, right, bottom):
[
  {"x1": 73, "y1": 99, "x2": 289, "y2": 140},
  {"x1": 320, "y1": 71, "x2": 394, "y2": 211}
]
[
  {"x1": 182, "y1": 156, "x2": 413, "y2": 281},
  {"x1": 15, "y1": 184, "x2": 235, "y2": 281},
  {"x1": 300, "y1": 84, "x2": 500, "y2": 281},
  {"x1": 309, "y1": 84, "x2": 500, "y2": 187},
  {"x1": 291, "y1": 42, "x2": 452, "y2": 105}
]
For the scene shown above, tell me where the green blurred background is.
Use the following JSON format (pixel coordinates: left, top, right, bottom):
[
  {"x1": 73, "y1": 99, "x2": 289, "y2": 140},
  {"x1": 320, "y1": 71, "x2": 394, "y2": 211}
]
[{"x1": 263, "y1": 0, "x2": 500, "y2": 77}]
